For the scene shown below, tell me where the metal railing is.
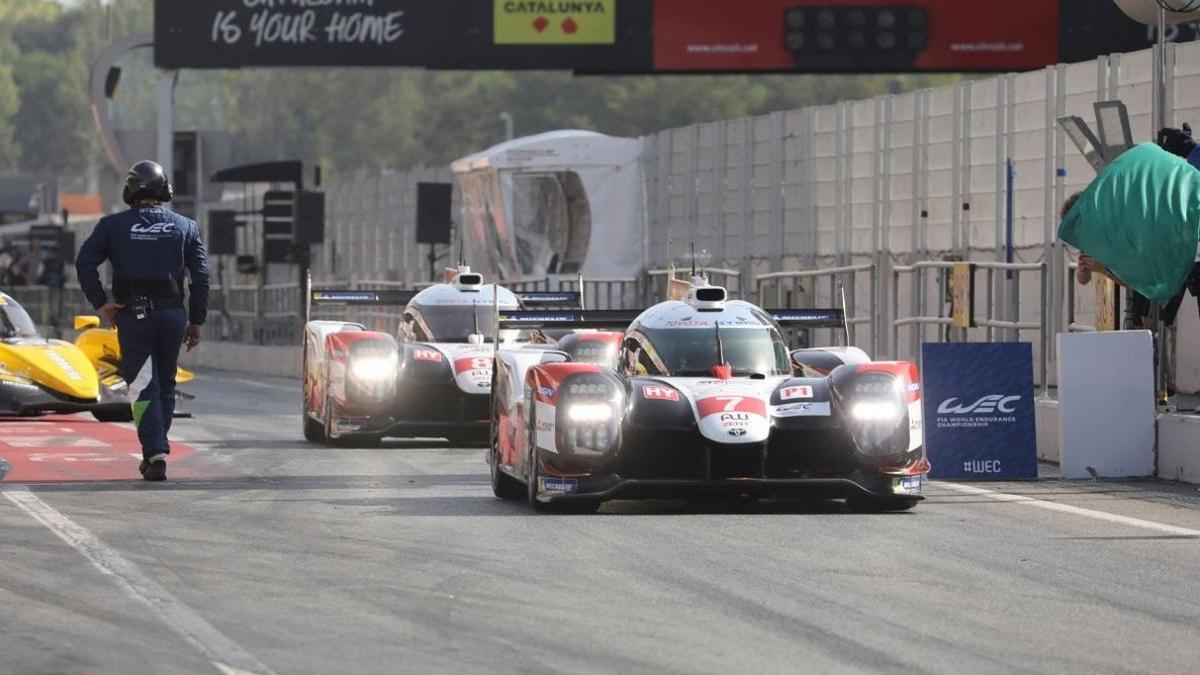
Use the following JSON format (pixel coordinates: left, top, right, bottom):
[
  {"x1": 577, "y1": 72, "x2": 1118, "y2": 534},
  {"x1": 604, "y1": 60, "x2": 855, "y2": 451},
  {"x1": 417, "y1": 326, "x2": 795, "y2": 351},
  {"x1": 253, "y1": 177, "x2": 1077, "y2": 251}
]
[
  {"x1": 753, "y1": 263, "x2": 876, "y2": 353},
  {"x1": 891, "y1": 260, "x2": 1049, "y2": 391},
  {"x1": 556, "y1": 277, "x2": 640, "y2": 310},
  {"x1": 5, "y1": 286, "x2": 93, "y2": 338},
  {"x1": 645, "y1": 267, "x2": 741, "y2": 305},
  {"x1": 208, "y1": 276, "x2": 642, "y2": 344}
]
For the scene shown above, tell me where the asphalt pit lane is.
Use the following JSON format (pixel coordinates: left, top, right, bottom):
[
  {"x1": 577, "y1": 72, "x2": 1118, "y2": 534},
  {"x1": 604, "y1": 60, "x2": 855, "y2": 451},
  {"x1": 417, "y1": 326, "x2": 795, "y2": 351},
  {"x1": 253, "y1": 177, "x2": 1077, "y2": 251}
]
[{"x1": 0, "y1": 416, "x2": 200, "y2": 483}]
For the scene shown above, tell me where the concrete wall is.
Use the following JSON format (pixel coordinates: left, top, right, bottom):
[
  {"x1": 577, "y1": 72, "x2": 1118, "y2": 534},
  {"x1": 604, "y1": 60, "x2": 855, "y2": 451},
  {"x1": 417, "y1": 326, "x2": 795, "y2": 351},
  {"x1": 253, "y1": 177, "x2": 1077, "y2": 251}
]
[{"x1": 179, "y1": 341, "x2": 302, "y2": 380}]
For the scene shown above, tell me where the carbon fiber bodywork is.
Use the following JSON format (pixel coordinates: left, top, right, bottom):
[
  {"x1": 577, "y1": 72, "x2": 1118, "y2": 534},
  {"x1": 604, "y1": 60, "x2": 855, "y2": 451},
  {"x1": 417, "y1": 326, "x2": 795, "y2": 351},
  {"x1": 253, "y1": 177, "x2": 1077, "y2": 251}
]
[{"x1": 0, "y1": 377, "x2": 128, "y2": 417}]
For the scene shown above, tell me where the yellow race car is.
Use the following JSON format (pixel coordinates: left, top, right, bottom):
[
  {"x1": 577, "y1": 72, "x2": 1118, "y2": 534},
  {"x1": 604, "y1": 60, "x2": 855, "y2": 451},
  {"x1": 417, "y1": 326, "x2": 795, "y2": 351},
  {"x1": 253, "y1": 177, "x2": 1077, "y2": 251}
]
[{"x1": 0, "y1": 292, "x2": 193, "y2": 422}]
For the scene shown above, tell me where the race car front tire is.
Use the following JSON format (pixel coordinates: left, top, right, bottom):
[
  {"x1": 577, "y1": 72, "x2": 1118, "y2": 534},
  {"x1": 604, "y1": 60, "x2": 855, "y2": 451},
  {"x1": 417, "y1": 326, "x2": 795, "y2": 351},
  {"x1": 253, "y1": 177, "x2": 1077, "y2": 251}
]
[
  {"x1": 490, "y1": 448, "x2": 524, "y2": 500},
  {"x1": 92, "y1": 408, "x2": 133, "y2": 423},
  {"x1": 302, "y1": 391, "x2": 326, "y2": 442},
  {"x1": 490, "y1": 411, "x2": 523, "y2": 500},
  {"x1": 303, "y1": 411, "x2": 326, "y2": 443}
]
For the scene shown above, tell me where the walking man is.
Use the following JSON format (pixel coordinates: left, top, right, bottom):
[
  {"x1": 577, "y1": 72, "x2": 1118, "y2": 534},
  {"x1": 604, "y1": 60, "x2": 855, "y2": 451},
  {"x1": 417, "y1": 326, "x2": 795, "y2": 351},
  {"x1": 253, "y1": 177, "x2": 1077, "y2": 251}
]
[{"x1": 76, "y1": 160, "x2": 209, "y2": 481}]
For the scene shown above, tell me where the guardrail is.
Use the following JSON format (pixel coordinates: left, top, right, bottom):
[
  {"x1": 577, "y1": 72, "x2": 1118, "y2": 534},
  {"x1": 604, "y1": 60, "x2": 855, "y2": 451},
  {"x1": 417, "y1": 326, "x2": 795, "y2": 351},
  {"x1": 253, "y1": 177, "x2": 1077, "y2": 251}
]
[
  {"x1": 891, "y1": 260, "x2": 1048, "y2": 391},
  {"x1": 753, "y1": 264, "x2": 876, "y2": 353}
]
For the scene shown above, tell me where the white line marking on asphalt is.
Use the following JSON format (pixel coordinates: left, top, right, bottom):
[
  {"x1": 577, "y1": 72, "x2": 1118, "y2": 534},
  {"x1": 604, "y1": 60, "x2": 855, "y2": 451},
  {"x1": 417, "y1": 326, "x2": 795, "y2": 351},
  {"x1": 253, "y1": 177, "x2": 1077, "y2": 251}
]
[
  {"x1": 1, "y1": 485, "x2": 276, "y2": 675},
  {"x1": 939, "y1": 481, "x2": 1200, "y2": 538}
]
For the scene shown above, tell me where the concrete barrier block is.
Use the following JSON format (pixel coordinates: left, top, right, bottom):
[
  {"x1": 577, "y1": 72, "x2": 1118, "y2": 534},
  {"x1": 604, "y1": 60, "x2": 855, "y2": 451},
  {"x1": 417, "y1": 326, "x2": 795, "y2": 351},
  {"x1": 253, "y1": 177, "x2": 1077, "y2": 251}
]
[
  {"x1": 1058, "y1": 331, "x2": 1156, "y2": 479},
  {"x1": 1035, "y1": 400, "x2": 1060, "y2": 464},
  {"x1": 1157, "y1": 413, "x2": 1200, "y2": 484}
]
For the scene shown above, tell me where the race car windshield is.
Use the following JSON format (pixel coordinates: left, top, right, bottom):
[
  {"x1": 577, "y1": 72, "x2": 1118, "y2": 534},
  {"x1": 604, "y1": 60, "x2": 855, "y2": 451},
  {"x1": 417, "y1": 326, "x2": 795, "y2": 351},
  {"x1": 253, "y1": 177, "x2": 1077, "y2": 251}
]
[
  {"x1": 0, "y1": 302, "x2": 39, "y2": 339},
  {"x1": 409, "y1": 303, "x2": 502, "y2": 343},
  {"x1": 642, "y1": 326, "x2": 789, "y2": 377}
]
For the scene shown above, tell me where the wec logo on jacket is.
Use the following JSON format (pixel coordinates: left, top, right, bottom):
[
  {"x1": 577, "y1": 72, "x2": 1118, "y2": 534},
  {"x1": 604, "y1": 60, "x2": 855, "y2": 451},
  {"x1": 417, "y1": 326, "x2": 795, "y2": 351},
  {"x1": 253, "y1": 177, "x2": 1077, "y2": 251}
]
[{"x1": 129, "y1": 222, "x2": 176, "y2": 239}]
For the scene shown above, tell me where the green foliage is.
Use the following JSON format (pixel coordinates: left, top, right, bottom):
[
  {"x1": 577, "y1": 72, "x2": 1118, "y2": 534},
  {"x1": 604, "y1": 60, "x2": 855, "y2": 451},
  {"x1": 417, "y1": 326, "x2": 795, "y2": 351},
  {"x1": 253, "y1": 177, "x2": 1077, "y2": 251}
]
[
  {"x1": 12, "y1": 50, "x2": 90, "y2": 176},
  {"x1": 0, "y1": 62, "x2": 19, "y2": 173},
  {"x1": 0, "y1": 0, "x2": 962, "y2": 182}
]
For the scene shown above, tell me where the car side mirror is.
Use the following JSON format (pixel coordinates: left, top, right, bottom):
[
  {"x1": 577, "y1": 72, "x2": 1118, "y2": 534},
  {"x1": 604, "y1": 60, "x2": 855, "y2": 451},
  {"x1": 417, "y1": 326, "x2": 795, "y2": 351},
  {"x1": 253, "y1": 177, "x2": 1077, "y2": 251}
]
[{"x1": 74, "y1": 315, "x2": 101, "y2": 331}]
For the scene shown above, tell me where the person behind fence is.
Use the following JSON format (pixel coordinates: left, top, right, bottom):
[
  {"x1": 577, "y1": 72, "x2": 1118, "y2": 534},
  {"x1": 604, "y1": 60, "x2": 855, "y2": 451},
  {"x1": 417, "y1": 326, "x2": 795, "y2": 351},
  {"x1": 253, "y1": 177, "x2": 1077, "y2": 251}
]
[
  {"x1": 75, "y1": 160, "x2": 210, "y2": 482},
  {"x1": 17, "y1": 237, "x2": 46, "y2": 286},
  {"x1": 0, "y1": 245, "x2": 15, "y2": 285}
]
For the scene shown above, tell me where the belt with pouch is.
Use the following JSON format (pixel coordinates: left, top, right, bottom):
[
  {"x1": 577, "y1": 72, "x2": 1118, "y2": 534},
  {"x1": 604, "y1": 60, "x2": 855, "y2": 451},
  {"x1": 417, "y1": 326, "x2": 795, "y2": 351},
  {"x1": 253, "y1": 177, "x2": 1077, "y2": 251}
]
[{"x1": 118, "y1": 297, "x2": 184, "y2": 313}]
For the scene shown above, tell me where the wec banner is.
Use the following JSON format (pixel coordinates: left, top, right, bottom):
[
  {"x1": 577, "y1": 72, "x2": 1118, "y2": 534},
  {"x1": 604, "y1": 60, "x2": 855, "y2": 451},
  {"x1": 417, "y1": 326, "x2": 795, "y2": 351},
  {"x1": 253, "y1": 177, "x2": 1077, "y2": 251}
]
[{"x1": 921, "y1": 342, "x2": 1037, "y2": 480}]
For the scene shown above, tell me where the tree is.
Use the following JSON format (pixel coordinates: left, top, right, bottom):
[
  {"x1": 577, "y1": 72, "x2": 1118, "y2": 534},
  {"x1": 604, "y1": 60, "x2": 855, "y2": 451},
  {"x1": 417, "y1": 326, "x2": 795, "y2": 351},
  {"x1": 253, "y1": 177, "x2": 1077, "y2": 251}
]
[
  {"x1": 0, "y1": 60, "x2": 20, "y2": 173},
  {"x1": 12, "y1": 51, "x2": 90, "y2": 177}
]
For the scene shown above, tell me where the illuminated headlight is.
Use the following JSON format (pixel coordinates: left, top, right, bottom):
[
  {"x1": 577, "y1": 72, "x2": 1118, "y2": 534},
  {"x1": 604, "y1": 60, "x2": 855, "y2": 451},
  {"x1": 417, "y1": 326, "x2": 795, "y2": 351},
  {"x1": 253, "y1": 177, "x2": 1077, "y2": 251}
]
[
  {"x1": 351, "y1": 356, "x2": 397, "y2": 380},
  {"x1": 566, "y1": 402, "x2": 614, "y2": 422},
  {"x1": 852, "y1": 401, "x2": 901, "y2": 421}
]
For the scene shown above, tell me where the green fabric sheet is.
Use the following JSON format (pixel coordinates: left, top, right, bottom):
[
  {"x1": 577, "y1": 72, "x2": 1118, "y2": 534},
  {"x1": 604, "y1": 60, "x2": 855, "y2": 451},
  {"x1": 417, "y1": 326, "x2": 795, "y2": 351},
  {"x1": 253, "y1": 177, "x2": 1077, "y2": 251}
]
[{"x1": 1058, "y1": 142, "x2": 1200, "y2": 303}]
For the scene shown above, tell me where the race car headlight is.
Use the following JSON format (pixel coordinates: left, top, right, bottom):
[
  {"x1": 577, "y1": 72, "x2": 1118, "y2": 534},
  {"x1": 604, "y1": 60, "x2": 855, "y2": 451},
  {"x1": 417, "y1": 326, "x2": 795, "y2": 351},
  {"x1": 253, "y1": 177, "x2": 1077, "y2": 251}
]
[
  {"x1": 566, "y1": 402, "x2": 614, "y2": 422},
  {"x1": 851, "y1": 401, "x2": 901, "y2": 421},
  {"x1": 557, "y1": 374, "x2": 624, "y2": 456},
  {"x1": 351, "y1": 356, "x2": 398, "y2": 381}
]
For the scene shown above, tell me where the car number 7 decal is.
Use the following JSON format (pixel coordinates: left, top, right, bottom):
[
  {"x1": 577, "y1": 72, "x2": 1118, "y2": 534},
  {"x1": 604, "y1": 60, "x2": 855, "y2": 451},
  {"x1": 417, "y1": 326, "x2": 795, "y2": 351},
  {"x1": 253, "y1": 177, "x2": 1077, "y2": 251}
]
[
  {"x1": 697, "y1": 396, "x2": 766, "y2": 417},
  {"x1": 716, "y1": 396, "x2": 743, "y2": 411}
]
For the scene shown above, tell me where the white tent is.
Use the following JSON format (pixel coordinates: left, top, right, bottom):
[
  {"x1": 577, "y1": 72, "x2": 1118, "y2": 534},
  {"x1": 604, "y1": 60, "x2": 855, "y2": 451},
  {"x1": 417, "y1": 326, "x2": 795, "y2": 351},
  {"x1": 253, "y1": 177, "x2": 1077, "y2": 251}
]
[{"x1": 451, "y1": 130, "x2": 645, "y2": 281}]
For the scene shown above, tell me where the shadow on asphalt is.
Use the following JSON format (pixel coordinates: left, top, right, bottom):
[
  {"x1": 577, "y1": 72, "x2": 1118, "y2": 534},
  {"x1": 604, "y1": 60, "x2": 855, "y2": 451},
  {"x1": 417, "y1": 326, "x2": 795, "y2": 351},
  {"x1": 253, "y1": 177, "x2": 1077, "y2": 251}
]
[
  {"x1": 305, "y1": 495, "x2": 884, "y2": 517},
  {"x1": 11, "y1": 475, "x2": 906, "y2": 516},
  {"x1": 200, "y1": 438, "x2": 464, "y2": 451},
  {"x1": 13, "y1": 473, "x2": 487, "y2": 493}
]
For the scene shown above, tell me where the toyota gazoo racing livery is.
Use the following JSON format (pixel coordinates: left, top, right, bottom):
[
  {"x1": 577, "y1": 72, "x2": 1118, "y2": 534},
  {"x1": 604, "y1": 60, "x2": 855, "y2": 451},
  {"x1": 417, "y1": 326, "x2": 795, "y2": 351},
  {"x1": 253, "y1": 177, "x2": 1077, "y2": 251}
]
[
  {"x1": 0, "y1": 292, "x2": 128, "y2": 420},
  {"x1": 488, "y1": 283, "x2": 928, "y2": 512},
  {"x1": 302, "y1": 268, "x2": 581, "y2": 447}
]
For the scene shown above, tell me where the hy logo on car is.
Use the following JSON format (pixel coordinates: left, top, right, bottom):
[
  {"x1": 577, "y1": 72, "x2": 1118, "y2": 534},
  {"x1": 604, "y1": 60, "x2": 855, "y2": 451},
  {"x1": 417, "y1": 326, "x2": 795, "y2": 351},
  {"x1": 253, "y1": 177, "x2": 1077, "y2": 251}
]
[{"x1": 937, "y1": 395, "x2": 1021, "y2": 415}]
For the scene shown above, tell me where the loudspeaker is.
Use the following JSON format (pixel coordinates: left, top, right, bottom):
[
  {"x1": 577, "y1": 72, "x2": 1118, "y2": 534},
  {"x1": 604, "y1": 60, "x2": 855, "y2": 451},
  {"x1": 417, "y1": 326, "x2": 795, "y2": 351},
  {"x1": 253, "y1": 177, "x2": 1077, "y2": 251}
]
[
  {"x1": 416, "y1": 183, "x2": 452, "y2": 244},
  {"x1": 208, "y1": 210, "x2": 238, "y2": 255},
  {"x1": 295, "y1": 191, "x2": 325, "y2": 244}
]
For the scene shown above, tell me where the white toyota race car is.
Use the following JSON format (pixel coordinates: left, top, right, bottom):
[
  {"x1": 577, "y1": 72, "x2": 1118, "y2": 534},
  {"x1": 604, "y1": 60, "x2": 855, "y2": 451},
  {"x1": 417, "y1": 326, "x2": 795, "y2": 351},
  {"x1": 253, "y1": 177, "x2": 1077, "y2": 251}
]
[
  {"x1": 302, "y1": 267, "x2": 576, "y2": 447},
  {"x1": 488, "y1": 281, "x2": 929, "y2": 512}
]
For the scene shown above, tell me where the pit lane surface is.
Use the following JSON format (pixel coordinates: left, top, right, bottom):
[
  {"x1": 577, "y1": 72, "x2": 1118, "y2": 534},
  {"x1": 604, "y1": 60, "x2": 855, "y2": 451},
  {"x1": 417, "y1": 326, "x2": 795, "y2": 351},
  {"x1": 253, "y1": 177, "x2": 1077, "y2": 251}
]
[{"x1": 2, "y1": 372, "x2": 1199, "y2": 675}]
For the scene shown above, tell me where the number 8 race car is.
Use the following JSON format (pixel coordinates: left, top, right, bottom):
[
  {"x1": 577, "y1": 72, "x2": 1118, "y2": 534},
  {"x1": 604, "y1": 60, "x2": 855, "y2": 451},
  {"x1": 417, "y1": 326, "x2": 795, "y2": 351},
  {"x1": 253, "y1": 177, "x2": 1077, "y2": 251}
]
[
  {"x1": 302, "y1": 267, "x2": 580, "y2": 447},
  {"x1": 488, "y1": 280, "x2": 929, "y2": 513}
]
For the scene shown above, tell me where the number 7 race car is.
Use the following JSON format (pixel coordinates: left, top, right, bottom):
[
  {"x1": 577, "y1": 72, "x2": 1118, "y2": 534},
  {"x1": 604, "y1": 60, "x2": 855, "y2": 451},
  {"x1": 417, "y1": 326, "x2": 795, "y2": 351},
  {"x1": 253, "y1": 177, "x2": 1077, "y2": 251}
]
[
  {"x1": 302, "y1": 267, "x2": 581, "y2": 447},
  {"x1": 488, "y1": 281, "x2": 929, "y2": 513}
]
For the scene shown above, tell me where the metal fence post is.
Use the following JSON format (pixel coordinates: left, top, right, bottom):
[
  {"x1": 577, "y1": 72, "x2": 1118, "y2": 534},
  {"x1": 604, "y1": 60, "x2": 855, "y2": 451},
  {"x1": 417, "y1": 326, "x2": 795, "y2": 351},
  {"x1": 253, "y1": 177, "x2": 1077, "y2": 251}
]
[
  {"x1": 712, "y1": 120, "x2": 728, "y2": 265},
  {"x1": 740, "y1": 118, "x2": 754, "y2": 266},
  {"x1": 770, "y1": 111, "x2": 786, "y2": 273}
]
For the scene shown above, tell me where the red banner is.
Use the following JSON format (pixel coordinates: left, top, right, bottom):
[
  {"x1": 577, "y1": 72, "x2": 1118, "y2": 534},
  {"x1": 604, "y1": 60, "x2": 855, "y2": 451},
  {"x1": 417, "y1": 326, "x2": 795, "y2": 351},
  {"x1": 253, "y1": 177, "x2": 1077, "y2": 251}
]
[{"x1": 654, "y1": 0, "x2": 1059, "y2": 72}]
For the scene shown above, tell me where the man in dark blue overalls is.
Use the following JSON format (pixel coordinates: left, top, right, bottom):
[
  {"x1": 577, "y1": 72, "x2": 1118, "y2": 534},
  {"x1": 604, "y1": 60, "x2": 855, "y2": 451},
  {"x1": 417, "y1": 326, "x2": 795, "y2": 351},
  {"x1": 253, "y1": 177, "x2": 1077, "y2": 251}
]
[{"x1": 77, "y1": 160, "x2": 209, "y2": 481}]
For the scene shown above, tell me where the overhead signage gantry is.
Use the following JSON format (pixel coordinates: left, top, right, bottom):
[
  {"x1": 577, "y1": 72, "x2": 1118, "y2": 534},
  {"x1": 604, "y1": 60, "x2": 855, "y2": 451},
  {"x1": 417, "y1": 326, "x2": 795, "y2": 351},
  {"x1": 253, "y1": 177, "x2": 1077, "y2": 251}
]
[{"x1": 105, "y1": 1, "x2": 1197, "y2": 194}]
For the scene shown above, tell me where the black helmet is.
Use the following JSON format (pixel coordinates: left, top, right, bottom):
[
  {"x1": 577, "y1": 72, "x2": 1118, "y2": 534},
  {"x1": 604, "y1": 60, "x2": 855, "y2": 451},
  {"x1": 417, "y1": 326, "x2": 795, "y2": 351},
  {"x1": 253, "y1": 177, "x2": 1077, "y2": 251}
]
[{"x1": 122, "y1": 160, "x2": 173, "y2": 206}]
